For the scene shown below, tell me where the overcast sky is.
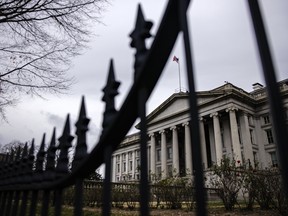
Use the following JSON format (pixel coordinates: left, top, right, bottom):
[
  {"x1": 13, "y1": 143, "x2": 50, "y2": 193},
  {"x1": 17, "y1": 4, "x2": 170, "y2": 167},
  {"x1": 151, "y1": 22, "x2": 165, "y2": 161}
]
[{"x1": 0, "y1": 0, "x2": 287, "y2": 150}]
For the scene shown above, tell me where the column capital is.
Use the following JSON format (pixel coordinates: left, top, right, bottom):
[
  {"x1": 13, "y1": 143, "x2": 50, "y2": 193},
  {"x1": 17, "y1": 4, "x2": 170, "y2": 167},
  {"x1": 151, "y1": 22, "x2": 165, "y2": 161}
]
[
  {"x1": 199, "y1": 116, "x2": 205, "y2": 121},
  {"x1": 182, "y1": 122, "x2": 189, "y2": 127},
  {"x1": 159, "y1": 129, "x2": 166, "y2": 134},
  {"x1": 149, "y1": 132, "x2": 155, "y2": 137},
  {"x1": 226, "y1": 106, "x2": 238, "y2": 113},
  {"x1": 210, "y1": 112, "x2": 219, "y2": 118},
  {"x1": 170, "y1": 126, "x2": 177, "y2": 131}
]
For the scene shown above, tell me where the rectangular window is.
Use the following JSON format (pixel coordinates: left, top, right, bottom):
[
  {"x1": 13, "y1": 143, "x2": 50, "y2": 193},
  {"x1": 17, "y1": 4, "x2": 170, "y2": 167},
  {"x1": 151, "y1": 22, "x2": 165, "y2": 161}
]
[
  {"x1": 136, "y1": 150, "x2": 140, "y2": 157},
  {"x1": 220, "y1": 123, "x2": 225, "y2": 148},
  {"x1": 263, "y1": 114, "x2": 270, "y2": 125},
  {"x1": 237, "y1": 120, "x2": 242, "y2": 144},
  {"x1": 168, "y1": 164, "x2": 173, "y2": 177},
  {"x1": 136, "y1": 159, "x2": 140, "y2": 171},
  {"x1": 156, "y1": 166, "x2": 162, "y2": 179},
  {"x1": 123, "y1": 162, "x2": 126, "y2": 172},
  {"x1": 167, "y1": 147, "x2": 172, "y2": 160},
  {"x1": 129, "y1": 161, "x2": 133, "y2": 171},
  {"x1": 128, "y1": 151, "x2": 132, "y2": 159},
  {"x1": 117, "y1": 163, "x2": 120, "y2": 173},
  {"x1": 156, "y1": 149, "x2": 161, "y2": 162},
  {"x1": 122, "y1": 153, "x2": 126, "y2": 160},
  {"x1": 270, "y1": 152, "x2": 278, "y2": 167},
  {"x1": 253, "y1": 152, "x2": 258, "y2": 165},
  {"x1": 116, "y1": 155, "x2": 120, "y2": 161},
  {"x1": 265, "y1": 129, "x2": 274, "y2": 144}
]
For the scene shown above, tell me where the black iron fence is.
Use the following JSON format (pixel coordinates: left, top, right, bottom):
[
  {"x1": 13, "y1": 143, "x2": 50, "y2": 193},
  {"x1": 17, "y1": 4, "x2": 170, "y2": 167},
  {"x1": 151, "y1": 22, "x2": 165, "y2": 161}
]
[{"x1": 0, "y1": 0, "x2": 287, "y2": 215}]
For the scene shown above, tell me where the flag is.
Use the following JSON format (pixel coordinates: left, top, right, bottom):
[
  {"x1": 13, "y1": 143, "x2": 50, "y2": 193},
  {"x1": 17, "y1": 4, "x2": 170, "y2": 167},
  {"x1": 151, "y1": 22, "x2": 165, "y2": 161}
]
[{"x1": 173, "y1": 55, "x2": 179, "y2": 63}]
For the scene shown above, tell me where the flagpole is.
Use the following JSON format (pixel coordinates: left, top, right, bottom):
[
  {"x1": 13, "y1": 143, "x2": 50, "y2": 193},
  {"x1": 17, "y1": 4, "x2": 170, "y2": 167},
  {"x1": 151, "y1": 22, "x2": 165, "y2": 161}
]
[{"x1": 178, "y1": 60, "x2": 182, "y2": 92}]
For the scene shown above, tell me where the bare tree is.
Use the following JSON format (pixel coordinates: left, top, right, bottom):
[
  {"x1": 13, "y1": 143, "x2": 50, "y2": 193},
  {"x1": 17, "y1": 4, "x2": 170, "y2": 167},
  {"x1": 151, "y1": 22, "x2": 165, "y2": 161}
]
[{"x1": 0, "y1": 0, "x2": 107, "y2": 119}]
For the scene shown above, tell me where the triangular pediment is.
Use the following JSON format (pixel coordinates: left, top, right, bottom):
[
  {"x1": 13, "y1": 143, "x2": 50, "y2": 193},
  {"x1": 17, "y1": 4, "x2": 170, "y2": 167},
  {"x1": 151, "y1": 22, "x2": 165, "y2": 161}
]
[
  {"x1": 146, "y1": 90, "x2": 226, "y2": 125},
  {"x1": 147, "y1": 93, "x2": 189, "y2": 125}
]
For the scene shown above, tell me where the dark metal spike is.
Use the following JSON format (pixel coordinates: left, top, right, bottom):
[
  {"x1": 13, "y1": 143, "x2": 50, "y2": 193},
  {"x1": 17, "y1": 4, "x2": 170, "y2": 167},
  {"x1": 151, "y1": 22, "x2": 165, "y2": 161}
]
[
  {"x1": 45, "y1": 128, "x2": 57, "y2": 172},
  {"x1": 34, "y1": 134, "x2": 46, "y2": 182},
  {"x1": 73, "y1": 97, "x2": 90, "y2": 170},
  {"x1": 22, "y1": 143, "x2": 28, "y2": 159},
  {"x1": 36, "y1": 134, "x2": 46, "y2": 171},
  {"x1": 101, "y1": 60, "x2": 120, "y2": 133},
  {"x1": 79, "y1": 96, "x2": 87, "y2": 119},
  {"x1": 129, "y1": 4, "x2": 153, "y2": 74},
  {"x1": 44, "y1": 128, "x2": 57, "y2": 182},
  {"x1": 56, "y1": 114, "x2": 74, "y2": 176},
  {"x1": 29, "y1": 140, "x2": 35, "y2": 156},
  {"x1": 25, "y1": 139, "x2": 35, "y2": 184}
]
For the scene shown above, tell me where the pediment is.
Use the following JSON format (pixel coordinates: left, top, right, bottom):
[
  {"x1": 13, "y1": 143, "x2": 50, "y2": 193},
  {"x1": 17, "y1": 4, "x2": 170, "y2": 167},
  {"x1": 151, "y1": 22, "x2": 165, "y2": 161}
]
[
  {"x1": 146, "y1": 91, "x2": 226, "y2": 125},
  {"x1": 147, "y1": 96, "x2": 189, "y2": 125}
]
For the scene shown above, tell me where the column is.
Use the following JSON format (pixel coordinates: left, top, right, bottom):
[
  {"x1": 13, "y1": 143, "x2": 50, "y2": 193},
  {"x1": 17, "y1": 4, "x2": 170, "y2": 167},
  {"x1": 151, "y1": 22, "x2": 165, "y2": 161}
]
[
  {"x1": 160, "y1": 130, "x2": 167, "y2": 178},
  {"x1": 199, "y1": 117, "x2": 208, "y2": 169},
  {"x1": 119, "y1": 154, "x2": 122, "y2": 180},
  {"x1": 170, "y1": 126, "x2": 179, "y2": 174},
  {"x1": 125, "y1": 153, "x2": 128, "y2": 174},
  {"x1": 132, "y1": 150, "x2": 135, "y2": 180},
  {"x1": 240, "y1": 112, "x2": 254, "y2": 166},
  {"x1": 183, "y1": 122, "x2": 192, "y2": 175},
  {"x1": 149, "y1": 133, "x2": 156, "y2": 175},
  {"x1": 210, "y1": 112, "x2": 222, "y2": 165},
  {"x1": 226, "y1": 106, "x2": 242, "y2": 163},
  {"x1": 112, "y1": 155, "x2": 116, "y2": 182}
]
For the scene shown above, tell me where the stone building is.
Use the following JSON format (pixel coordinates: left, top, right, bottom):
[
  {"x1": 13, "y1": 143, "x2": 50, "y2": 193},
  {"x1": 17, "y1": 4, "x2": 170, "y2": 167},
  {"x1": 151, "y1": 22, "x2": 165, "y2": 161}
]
[{"x1": 111, "y1": 79, "x2": 288, "y2": 182}]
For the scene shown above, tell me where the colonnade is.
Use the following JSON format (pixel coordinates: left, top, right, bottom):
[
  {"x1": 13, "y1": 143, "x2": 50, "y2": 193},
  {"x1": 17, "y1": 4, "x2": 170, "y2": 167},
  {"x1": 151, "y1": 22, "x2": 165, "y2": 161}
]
[
  {"x1": 113, "y1": 106, "x2": 255, "y2": 181},
  {"x1": 149, "y1": 106, "x2": 254, "y2": 179}
]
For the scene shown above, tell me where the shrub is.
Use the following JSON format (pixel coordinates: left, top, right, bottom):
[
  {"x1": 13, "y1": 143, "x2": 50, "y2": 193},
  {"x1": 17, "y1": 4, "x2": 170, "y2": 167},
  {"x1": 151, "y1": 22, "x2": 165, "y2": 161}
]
[{"x1": 209, "y1": 157, "x2": 244, "y2": 210}]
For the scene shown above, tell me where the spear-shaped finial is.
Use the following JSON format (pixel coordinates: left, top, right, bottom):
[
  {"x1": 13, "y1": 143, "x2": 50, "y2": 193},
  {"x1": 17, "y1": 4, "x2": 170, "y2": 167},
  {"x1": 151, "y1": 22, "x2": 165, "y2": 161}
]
[
  {"x1": 101, "y1": 59, "x2": 120, "y2": 132},
  {"x1": 73, "y1": 97, "x2": 90, "y2": 170},
  {"x1": 130, "y1": 4, "x2": 153, "y2": 74}
]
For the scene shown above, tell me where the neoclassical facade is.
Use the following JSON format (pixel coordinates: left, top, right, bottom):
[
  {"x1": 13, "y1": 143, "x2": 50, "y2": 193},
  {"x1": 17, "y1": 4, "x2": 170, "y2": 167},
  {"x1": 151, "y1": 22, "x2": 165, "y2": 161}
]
[{"x1": 111, "y1": 80, "x2": 288, "y2": 182}]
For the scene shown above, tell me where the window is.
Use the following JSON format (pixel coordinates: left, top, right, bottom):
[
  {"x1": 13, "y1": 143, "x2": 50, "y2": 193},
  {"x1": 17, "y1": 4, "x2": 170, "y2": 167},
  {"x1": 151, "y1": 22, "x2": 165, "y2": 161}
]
[
  {"x1": 117, "y1": 163, "x2": 120, "y2": 173},
  {"x1": 253, "y1": 152, "x2": 258, "y2": 165},
  {"x1": 168, "y1": 164, "x2": 173, "y2": 177},
  {"x1": 129, "y1": 161, "x2": 133, "y2": 171},
  {"x1": 156, "y1": 149, "x2": 161, "y2": 162},
  {"x1": 237, "y1": 121, "x2": 242, "y2": 144},
  {"x1": 220, "y1": 123, "x2": 225, "y2": 148},
  {"x1": 116, "y1": 155, "x2": 120, "y2": 161},
  {"x1": 249, "y1": 129, "x2": 255, "y2": 144},
  {"x1": 265, "y1": 129, "x2": 274, "y2": 144},
  {"x1": 156, "y1": 166, "x2": 162, "y2": 178},
  {"x1": 136, "y1": 159, "x2": 140, "y2": 171},
  {"x1": 123, "y1": 162, "x2": 126, "y2": 172},
  {"x1": 263, "y1": 114, "x2": 270, "y2": 124},
  {"x1": 122, "y1": 153, "x2": 126, "y2": 160},
  {"x1": 167, "y1": 147, "x2": 172, "y2": 160},
  {"x1": 270, "y1": 152, "x2": 278, "y2": 167},
  {"x1": 136, "y1": 150, "x2": 140, "y2": 157}
]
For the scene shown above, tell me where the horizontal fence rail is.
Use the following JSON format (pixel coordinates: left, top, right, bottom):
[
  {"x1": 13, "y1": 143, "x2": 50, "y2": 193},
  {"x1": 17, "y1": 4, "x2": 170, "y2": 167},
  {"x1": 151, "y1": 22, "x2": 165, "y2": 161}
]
[{"x1": 0, "y1": 0, "x2": 287, "y2": 215}]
